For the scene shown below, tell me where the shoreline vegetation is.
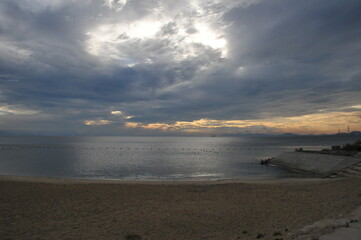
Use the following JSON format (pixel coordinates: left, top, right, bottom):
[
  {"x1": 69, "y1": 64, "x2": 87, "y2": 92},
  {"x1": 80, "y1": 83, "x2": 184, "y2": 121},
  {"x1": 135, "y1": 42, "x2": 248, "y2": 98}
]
[{"x1": 1, "y1": 176, "x2": 361, "y2": 240}]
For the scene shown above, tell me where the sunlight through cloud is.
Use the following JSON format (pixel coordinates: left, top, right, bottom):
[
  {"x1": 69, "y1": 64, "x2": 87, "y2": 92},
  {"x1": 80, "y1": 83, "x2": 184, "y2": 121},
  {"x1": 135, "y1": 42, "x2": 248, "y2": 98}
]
[{"x1": 84, "y1": 0, "x2": 233, "y2": 65}]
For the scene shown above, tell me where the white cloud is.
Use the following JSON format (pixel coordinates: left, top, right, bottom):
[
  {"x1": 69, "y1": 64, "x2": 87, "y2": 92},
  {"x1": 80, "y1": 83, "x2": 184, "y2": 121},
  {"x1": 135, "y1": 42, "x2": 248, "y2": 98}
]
[
  {"x1": 0, "y1": 105, "x2": 39, "y2": 115},
  {"x1": 349, "y1": 105, "x2": 361, "y2": 109},
  {"x1": 111, "y1": 110, "x2": 123, "y2": 115},
  {"x1": 84, "y1": 0, "x2": 249, "y2": 65},
  {"x1": 110, "y1": 111, "x2": 133, "y2": 119},
  {"x1": 103, "y1": 0, "x2": 128, "y2": 11},
  {"x1": 84, "y1": 119, "x2": 113, "y2": 126}
]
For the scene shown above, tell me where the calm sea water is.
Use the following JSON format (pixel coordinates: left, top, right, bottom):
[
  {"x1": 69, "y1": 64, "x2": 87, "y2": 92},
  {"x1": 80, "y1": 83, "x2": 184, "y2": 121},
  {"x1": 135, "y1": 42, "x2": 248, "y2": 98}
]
[{"x1": 0, "y1": 135, "x2": 359, "y2": 181}]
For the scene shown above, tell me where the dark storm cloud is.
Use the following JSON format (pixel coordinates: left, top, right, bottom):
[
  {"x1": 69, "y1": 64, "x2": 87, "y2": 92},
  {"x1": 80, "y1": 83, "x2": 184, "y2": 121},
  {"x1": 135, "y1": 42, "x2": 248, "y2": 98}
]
[
  {"x1": 188, "y1": 0, "x2": 361, "y2": 119},
  {"x1": 0, "y1": 0, "x2": 360, "y2": 135}
]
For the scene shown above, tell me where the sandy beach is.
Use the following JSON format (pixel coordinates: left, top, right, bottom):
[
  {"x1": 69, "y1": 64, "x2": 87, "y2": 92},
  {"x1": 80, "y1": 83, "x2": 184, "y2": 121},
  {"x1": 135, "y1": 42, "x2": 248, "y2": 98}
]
[{"x1": 1, "y1": 176, "x2": 361, "y2": 240}]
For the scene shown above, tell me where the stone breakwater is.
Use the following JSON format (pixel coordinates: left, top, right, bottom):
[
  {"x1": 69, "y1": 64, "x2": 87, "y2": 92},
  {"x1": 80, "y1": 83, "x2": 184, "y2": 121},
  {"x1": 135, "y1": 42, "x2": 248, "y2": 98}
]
[{"x1": 270, "y1": 152, "x2": 361, "y2": 176}]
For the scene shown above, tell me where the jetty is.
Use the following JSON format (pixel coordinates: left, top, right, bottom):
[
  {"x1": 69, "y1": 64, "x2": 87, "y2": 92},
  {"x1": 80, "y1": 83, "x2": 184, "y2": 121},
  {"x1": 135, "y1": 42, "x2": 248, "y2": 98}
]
[
  {"x1": 270, "y1": 152, "x2": 361, "y2": 176},
  {"x1": 269, "y1": 142, "x2": 361, "y2": 177}
]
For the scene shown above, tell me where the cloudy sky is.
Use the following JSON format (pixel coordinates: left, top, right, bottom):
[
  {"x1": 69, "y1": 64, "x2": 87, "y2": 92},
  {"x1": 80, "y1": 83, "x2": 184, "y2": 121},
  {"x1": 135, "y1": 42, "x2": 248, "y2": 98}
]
[{"x1": 0, "y1": 0, "x2": 360, "y2": 136}]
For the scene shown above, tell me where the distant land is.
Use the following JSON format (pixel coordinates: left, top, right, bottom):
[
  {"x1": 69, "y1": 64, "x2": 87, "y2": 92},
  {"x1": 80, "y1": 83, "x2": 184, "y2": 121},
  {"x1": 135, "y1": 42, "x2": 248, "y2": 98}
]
[
  {"x1": 0, "y1": 131, "x2": 360, "y2": 138},
  {"x1": 220, "y1": 131, "x2": 361, "y2": 138}
]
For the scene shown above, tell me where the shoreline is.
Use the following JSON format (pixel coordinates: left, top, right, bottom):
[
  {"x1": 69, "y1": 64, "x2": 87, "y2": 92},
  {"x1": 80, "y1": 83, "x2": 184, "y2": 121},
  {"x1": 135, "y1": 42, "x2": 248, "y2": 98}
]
[
  {"x1": 0, "y1": 174, "x2": 325, "y2": 185},
  {"x1": 1, "y1": 175, "x2": 361, "y2": 240}
]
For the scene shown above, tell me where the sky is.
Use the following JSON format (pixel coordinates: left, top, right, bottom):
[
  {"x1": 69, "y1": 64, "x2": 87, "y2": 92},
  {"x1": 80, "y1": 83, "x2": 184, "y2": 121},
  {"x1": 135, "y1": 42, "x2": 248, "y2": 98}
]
[{"x1": 0, "y1": 0, "x2": 360, "y2": 136}]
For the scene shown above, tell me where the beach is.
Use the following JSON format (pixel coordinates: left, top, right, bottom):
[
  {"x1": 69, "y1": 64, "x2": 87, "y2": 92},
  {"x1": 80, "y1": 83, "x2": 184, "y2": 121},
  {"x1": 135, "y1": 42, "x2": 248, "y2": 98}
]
[{"x1": 1, "y1": 176, "x2": 361, "y2": 240}]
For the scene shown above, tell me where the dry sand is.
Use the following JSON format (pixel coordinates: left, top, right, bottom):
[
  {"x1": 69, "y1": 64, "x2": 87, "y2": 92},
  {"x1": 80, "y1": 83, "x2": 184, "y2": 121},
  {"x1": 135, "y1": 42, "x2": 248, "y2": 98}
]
[{"x1": 1, "y1": 176, "x2": 361, "y2": 240}]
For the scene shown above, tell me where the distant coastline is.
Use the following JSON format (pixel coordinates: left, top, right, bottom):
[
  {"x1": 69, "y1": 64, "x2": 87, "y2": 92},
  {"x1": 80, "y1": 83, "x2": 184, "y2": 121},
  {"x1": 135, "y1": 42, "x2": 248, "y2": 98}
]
[
  {"x1": 0, "y1": 131, "x2": 360, "y2": 138},
  {"x1": 220, "y1": 131, "x2": 361, "y2": 138}
]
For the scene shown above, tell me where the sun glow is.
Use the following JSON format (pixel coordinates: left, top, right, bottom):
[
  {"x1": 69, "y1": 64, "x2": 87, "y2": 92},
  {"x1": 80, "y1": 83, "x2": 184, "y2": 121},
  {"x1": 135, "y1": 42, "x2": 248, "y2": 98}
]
[
  {"x1": 184, "y1": 23, "x2": 227, "y2": 52},
  {"x1": 124, "y1": 110, "x2": 361, "y2": 135}
]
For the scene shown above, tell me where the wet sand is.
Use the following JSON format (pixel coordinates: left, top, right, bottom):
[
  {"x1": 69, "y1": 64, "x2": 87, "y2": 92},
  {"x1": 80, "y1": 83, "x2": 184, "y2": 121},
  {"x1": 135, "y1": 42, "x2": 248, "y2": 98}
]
[{"x1": 1, "y1": 176, "x2": 361, "y2": 240}]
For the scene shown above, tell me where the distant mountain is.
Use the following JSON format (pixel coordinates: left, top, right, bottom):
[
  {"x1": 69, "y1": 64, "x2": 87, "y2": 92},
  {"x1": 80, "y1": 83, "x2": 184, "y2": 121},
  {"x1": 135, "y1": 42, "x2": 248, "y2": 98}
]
[
  {"x1": 335, "y1": 131, "x2": 361, "y2": 136},
  {"x1": 279, "y1": 133, "x2": 299, "y2": 137},
  {"x1": 220, "y1": 131, "x2": 361, "y2": 138}
]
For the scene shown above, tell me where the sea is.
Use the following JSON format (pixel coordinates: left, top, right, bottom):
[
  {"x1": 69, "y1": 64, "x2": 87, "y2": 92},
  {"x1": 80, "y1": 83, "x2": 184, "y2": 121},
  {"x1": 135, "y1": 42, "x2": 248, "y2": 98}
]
[{"x1": 0, "y1": 135, "x2": 359, "y2": 181}]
